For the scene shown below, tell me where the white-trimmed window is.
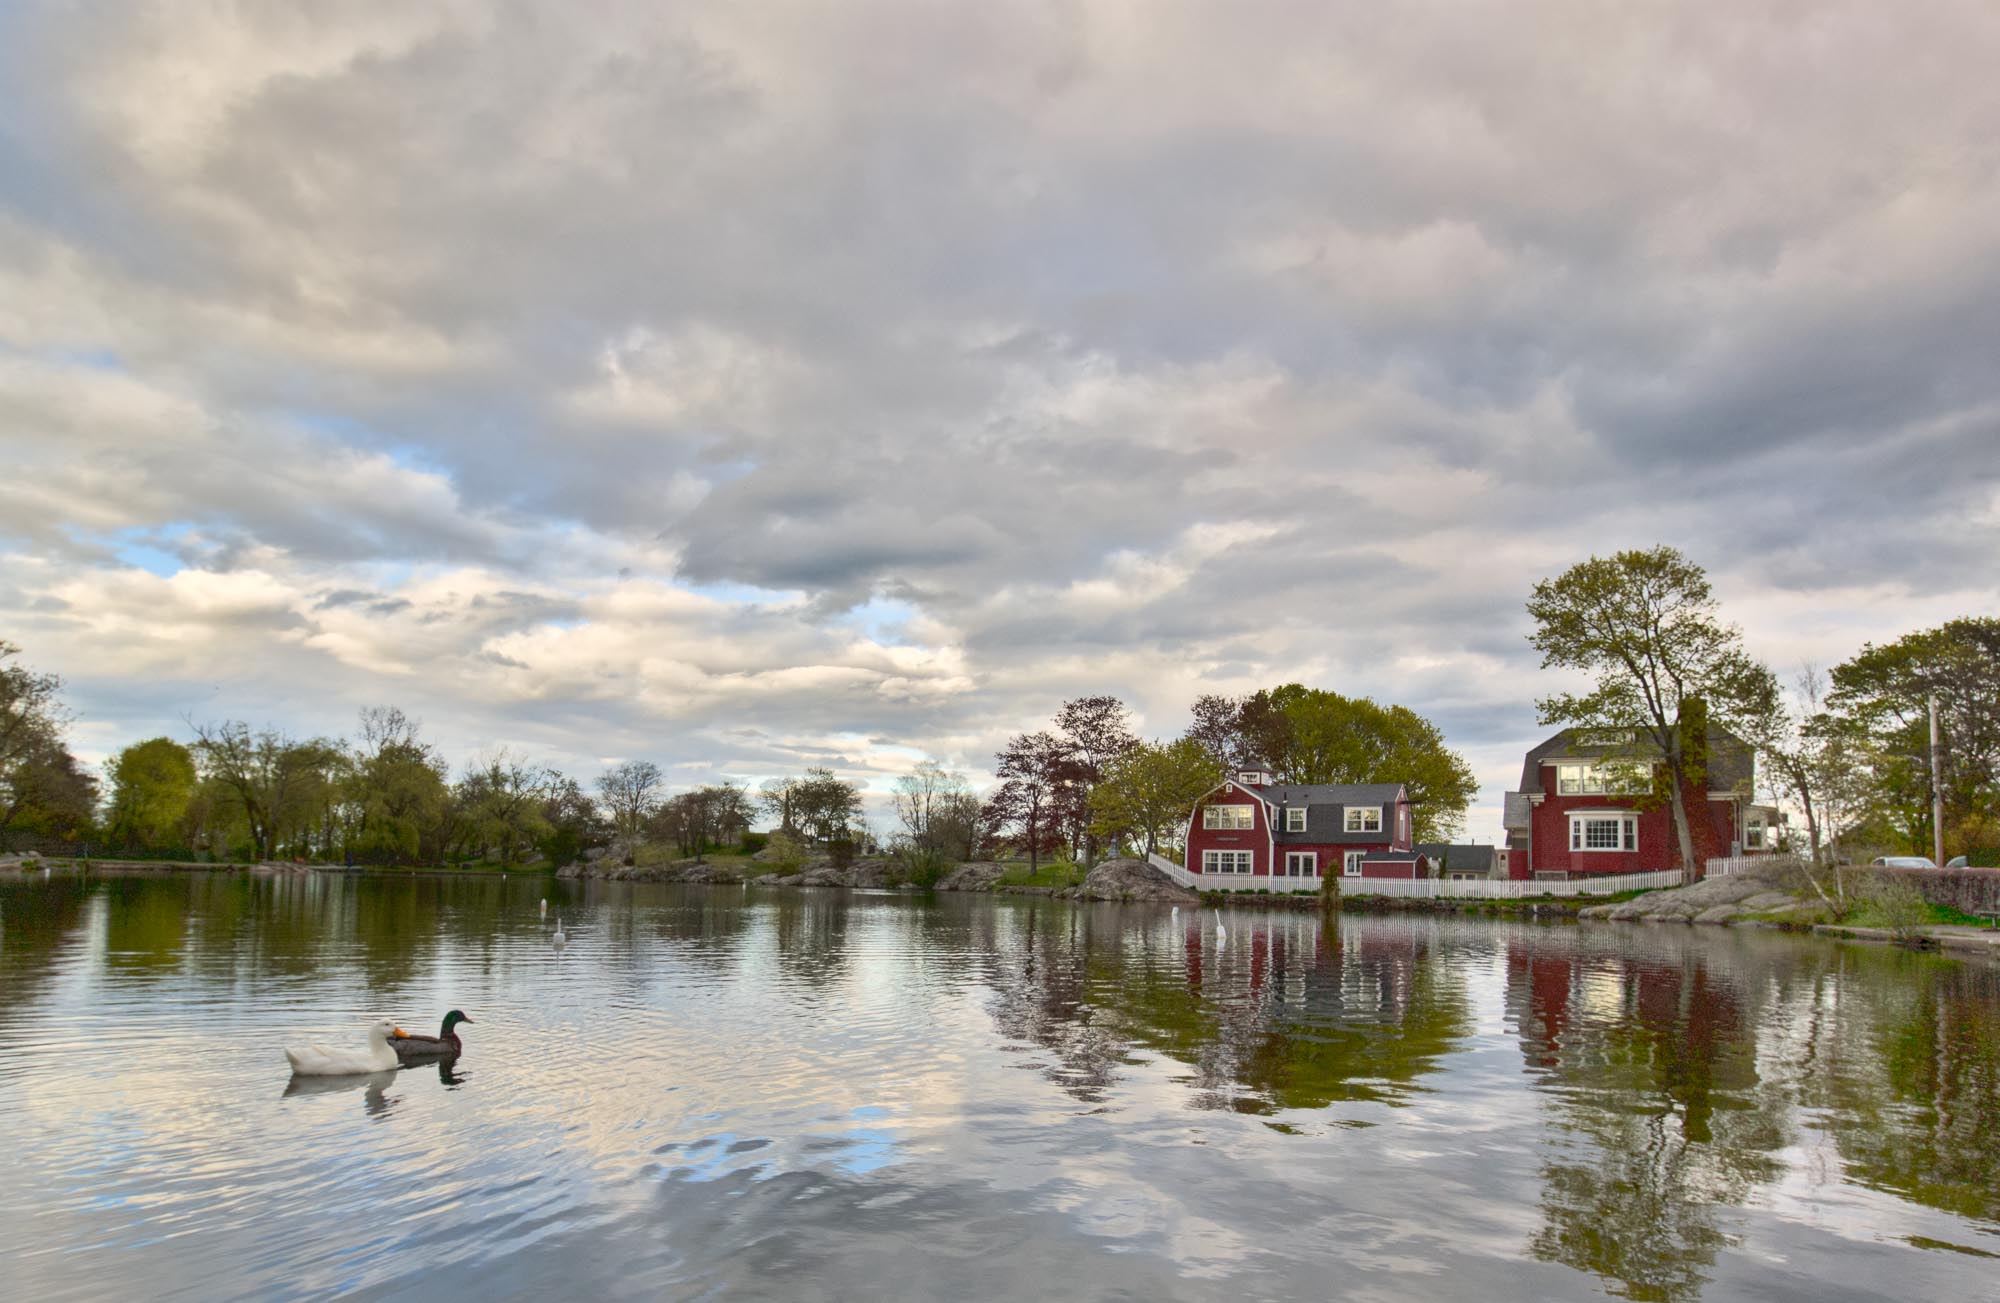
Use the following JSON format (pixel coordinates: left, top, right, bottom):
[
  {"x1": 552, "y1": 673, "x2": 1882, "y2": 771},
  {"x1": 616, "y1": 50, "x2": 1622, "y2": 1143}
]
[
  {"x1": 1344, "y1": 806, "x2": 1383, "y2": 833},
  {"x1": 1284, "y1": 807, "x2": 1307, "y2": 832},
  {"x1": 1203, "y1": 804, "x2": 1256, "y2": 830},
  {"x1": 1556, "y1": 762, "x2": 1651, "y2": 796},
  {"x1": 1569, "y1": 813, "x2": 1638, "y2": 852},
  {"x1": 1202, "y1": 849, "x2": 1254, "y2": 875},
  {"x1": 1284, "y1": 851, "x2": 1317, "y2": 877},
  {"x1": 1745, "y1": 814, "x2": 1767, "y2": 851},
  {"x1": 1344, "y1": 851, "x2": 1364, "y2": 877}
]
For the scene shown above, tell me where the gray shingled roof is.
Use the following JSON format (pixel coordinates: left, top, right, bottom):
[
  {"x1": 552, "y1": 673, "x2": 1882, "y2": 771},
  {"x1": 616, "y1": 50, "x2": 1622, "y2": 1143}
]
[
  {"x1": 1255, "y1": 782, "x2": 1407, "y2": 845},
  {"x1": 1415, "y1": 843, "x2": 1501, "y2": 873},
  {"x1": 1514, "y1": 727, "x2": 1754, "y2": 794}
]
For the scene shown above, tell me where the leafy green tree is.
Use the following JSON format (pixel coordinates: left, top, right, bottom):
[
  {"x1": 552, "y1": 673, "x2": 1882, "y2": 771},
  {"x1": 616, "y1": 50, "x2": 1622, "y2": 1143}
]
[
  {"x1": 789, "y1": 767, "x2": 864, "y2": 844},
  {"x1": 343, "y1": 707, "x2": 449, "y2": 863},
  {"x1": 106, "y1": 737, "x2": 199, "y2": 848},
  {"x1": 191, "y1": 721, "x2": 342, "y2": 860},
  {"x1": 1527, "y1": 546, "x2": 1779, "y2": 873},
  {"x1": 457, "y1": 751, "x2": 553, "y2": 865},
  {"x1": 1267, "y1": 686, "x2": 1477, "y2": 841},
  {"x1": 1088, "y1": 737, "x2": 1222, "y2": 856},
  {"x1": 1828, "y1": 617, "x2": 2000, "y2": 858}
]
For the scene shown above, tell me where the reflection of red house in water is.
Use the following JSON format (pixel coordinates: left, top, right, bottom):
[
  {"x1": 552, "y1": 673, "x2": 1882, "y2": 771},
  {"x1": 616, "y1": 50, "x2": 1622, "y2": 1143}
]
[
  {"x1": 1183, "y1": 766, "x2": 1424, "y2": 886},
  {"x1": 1501, "y1": 727, "x2": 1779, "y2": 880}
]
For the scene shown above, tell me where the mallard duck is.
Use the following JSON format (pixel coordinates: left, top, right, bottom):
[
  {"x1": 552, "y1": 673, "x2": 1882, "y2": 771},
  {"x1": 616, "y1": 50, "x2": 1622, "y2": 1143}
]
[
  {"x1": 284, "y1": 1020, "x2": 405, "y2": 1076},
  {"x1": 392, "y1": 1010, "x2": 473, "y2": 1062}
]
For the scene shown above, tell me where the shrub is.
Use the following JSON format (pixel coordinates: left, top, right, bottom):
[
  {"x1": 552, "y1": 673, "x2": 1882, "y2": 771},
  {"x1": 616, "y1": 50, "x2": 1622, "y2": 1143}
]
[
  {"x1": 739, "y1": 831, "x2": 769, "y2": 855},
  {"x1": 1861, "y1": 873, "x2": 1933, "y2": 942},
  {"x1": 763, "y1": 831, "x2": 808, "y2": 873},
  {"x1": 898, "y1": 847, "x2": 951, "y2": 889}
]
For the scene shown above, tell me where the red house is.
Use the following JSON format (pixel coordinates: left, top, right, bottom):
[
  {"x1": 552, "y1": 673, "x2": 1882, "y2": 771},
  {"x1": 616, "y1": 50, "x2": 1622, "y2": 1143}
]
[
  {"x1": 1501, "y1": 727, "x2": 1777, "y2": 880},
  {"x1": 1184, "y1": 766, "x2": 1420, "y2": 887}
]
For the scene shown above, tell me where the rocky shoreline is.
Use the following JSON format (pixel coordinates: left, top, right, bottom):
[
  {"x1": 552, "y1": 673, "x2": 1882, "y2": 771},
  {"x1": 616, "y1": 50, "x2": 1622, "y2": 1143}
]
[{"x1": 557, "y1": 854, "x2": 1204, "y2": 903}]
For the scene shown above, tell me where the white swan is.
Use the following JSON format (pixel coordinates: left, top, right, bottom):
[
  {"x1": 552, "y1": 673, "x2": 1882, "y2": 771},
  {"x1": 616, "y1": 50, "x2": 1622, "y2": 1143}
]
[
  {"x1": 1171, "y1": 905, "x2": 1179, "y2": 920},
  {"x1": 1214, "y1": 910, "x2": 1226, "y2": 941},
  {"x1": 539, "y1": 897, "x2": 548, "y2": 915},
  {"x1": 284, "y1": 1020, "x2": 405, "y2": 1076},
  {"x1": 552, "y1": 914, "x2": 567, "y2": 948}
]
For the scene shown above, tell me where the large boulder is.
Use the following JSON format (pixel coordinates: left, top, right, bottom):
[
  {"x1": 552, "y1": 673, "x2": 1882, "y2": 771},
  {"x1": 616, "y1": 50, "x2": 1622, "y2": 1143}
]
[
  {"x1": 1065, "y1": 857, "x2": 1199, "y2": 903},
  {"x1": 938, "y1": 861, "x2": 1007, "y2": 892}
]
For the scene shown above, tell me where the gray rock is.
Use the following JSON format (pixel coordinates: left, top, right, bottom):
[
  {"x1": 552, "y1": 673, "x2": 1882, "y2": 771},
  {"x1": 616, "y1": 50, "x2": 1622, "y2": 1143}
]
[
  {"x1": 938, "y1": 861, "x2": 1007, "y2": 892},
  {"x1": 1065, "y1": 858, "x2": 1200, "y2": 903}
]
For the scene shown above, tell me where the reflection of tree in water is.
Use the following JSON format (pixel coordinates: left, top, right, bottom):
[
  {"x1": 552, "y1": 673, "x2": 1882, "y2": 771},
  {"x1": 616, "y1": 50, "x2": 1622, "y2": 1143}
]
[
  {"x1": 983, "y1": 907, "x2": 1470, "y2": 1112},
  {"x1": 765, "y1": 890, "x2": 855, "y2": 992},
  {"x1": 1797, "y1": 950, "x2": 2000, "y2": 1224},
  {"x1": 1510, "y1": 931, "x2": 1789, "y2": 1303},
  {"x1": 0, "y1": 877, "x2": 94, "y2": 1036}
]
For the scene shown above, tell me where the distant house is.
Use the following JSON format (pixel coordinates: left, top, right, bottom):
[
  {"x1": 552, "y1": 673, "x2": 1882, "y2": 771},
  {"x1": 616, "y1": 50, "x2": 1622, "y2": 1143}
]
[
  {"x1": 1183, "y1": 765, "x2": 1419, "y2": 885},
  {"x1": 1501, "y1": 727, "x2": 1778, "y2": 880},
  {"x1": 1415, "y1": 843, "x2": 1508, "y2": 881}
]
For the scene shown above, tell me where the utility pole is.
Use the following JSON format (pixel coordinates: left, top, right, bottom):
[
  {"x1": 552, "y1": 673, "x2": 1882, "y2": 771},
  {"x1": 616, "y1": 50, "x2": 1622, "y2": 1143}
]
[{"x1": 1929, "y1": 694, "x2": 1945, "y2": 867}]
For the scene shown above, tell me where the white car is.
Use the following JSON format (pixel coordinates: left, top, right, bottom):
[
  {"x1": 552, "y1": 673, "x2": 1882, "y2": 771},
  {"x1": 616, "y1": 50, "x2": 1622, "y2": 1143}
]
[{"x1": 1870, "y1": 855, "x2": 1938, "y2": 869}]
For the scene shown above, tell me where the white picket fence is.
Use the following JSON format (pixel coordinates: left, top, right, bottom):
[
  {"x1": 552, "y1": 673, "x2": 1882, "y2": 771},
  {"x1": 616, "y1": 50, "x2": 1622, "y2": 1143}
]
[
  {"x1": 1340, "y1": 869, "x2": 1683, "y2": 899},
  {"x1": 1145, "y1": 853, "x2": 1682, "y2": 899}
]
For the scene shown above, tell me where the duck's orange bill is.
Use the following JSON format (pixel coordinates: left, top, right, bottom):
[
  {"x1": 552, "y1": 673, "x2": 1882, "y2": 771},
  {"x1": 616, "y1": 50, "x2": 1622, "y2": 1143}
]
[{"x1": 392, "y1": 1028, "x2": 409, "y2": 1038}]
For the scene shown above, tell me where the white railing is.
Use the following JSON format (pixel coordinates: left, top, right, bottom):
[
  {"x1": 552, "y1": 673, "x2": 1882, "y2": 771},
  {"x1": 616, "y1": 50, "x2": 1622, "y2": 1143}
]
[
  {"x1": 1343, "y1": 869, "x2": 1684, "y2": 899},
  {"x1": 1146, "y1": 852, "x2": 1199, "y2": 889}
]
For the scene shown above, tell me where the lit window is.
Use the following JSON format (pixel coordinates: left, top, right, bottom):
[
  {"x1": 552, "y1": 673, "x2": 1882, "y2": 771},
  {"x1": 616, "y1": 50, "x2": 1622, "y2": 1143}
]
[
  {"x1": 1203, "y1": 805, "x2": 1255, "y2": 830},
  {"x1": 1202, "y1": 849, "x2": 1254, "y2": 875},
  {"x1": 1556, "y1": 762, "x2": 1650, "y2": 795},
  {"x1": 1284, "y1": 808, "x2": 1307, "y2": 832},
  {"x1": 1344, "y1": 807, "x2": 1383, "y2": 833}
]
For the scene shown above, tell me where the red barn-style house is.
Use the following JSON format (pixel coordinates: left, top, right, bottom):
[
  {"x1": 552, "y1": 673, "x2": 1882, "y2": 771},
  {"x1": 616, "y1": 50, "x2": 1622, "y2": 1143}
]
[
  {"x1": 1502, "y1": 727, "x2": 1779, "y2": 881},
  {"x1": 1184, "y1": 765, "x2": 1424, "y2": 886}
]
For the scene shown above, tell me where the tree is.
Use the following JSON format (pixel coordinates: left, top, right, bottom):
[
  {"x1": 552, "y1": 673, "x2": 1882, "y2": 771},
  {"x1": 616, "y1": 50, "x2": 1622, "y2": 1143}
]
[
  {"x1": 988, "y1": 731, "x2": 1073, "y2": 874},
  {"x1": 893, "y1": 759, "x2": 975, "y2": 856},
  {"x1": 1054, "y1": 695, "x2": 1138, "y2": 860},
  {"x1": 1183, "y1": 684, "x2": 1476, "y2": 841},
  {"x1": 457, "y1": 751, "x2": 553, "y2": 865},
  {"x1": 596, "y1": 760, "x2": 664, "y2": 841},
  {"x1": 759, "y1": 776, "x2": 800, "y2": 833},
  {"x1": 1087, "y1": 737, "x2": 1223, "y2": 856},
  {"x1": 1828, "y1": 617, "x2": 2000, "y2": 858},
  {"x1": 191, "y1": 721, "x2": 343, "y2": 860},
  {"x1": 1527, "y1": 546, "x2": 1780, "y2": 874},
  {"x1": 106, "y1": 738, "x2": 199, "y2": 848},
  {"x1": 789, "y1": 767, "x2": 864, "y2": 844},
  {"x1": 539, "y1": 773, "x2": 604, "y2": 867},
  {"x1": 1263, "y1": 686, "x2": 1477, "y2": 841},
  {"x1": 343, "y1": 707, "x2": 449, "y2": 864},
  {"x1": 653, "y1": 784, "x2": 754, "y2": 860},
  {"x1": 0, "y1": 640, "x2": 95, "y2": 836},
  {"x1": 1753, "y1": 667, "x2": 1877, "y2": 862}
]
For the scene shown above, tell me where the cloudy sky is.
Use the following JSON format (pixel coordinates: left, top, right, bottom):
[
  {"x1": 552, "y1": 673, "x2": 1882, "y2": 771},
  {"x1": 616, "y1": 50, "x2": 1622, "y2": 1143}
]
[{"x1": 3, "y1": 1, "x2": 1997, "y2": 837}]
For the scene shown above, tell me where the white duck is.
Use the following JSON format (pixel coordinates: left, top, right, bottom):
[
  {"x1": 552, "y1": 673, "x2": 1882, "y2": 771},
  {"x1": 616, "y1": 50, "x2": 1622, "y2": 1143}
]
[
  {"x1": 540, "y1": 897, "x2": 548, "y2": 916},
  {"x1": 552, "y1": 914, "x2": 567, "y2": 948},
  {"x1": 284, "y1": 1020, "x2": 405, "y2": 1076}
]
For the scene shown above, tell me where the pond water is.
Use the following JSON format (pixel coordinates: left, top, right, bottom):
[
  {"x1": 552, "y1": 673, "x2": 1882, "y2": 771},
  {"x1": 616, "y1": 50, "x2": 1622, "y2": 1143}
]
[{"x1": 2, "y1": 872, "x2": 1997, "y2": 1301}]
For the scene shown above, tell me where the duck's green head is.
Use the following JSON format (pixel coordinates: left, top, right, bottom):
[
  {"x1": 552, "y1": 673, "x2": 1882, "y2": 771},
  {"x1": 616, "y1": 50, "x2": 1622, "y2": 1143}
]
[{"x1": 443, "y1": 1009, "x2": 473, "y2": 1032}]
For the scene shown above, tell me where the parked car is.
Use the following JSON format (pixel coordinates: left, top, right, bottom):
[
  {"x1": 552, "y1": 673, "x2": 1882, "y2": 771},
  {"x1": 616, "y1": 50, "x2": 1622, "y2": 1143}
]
[{"x1": 1870, "y1": 855, "x2": 1938, "y2": 868}]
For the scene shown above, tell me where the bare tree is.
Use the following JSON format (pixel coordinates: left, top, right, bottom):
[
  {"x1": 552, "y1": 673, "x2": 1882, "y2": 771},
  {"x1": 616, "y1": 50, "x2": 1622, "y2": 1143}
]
[
  {"x1": 893, "y1": 759, "x2": 973, "y2": 856},
  {"x1": 596, "y1": 760, "x2": 665, "y2": 841}
]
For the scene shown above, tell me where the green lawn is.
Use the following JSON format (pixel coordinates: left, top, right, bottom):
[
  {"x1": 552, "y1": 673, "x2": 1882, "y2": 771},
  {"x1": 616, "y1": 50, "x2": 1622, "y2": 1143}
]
[{"x1": 997, "y1": 862, "x2": 1087, "y2": 890}]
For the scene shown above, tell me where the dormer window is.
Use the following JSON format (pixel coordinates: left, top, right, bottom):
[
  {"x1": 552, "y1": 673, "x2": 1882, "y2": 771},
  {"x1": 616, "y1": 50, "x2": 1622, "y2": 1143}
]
[
  {"x1": 1284, "y1": 808, "x2": 1307, "y2": 832},
  {"x1": 1344, "y1": 807, "x2": 1383, "y2": 833}
]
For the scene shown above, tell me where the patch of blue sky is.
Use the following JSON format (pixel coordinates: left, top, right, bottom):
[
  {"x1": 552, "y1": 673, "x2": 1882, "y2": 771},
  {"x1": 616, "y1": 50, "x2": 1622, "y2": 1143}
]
[
  {"x1": 841, "y1": 595, "x2": 917, "y2": 645},
  {"x1": 91, "y1": 523, "x2": 198, "y2": 577},
  {"x1": 684, "y1": 579, "x2": 801, "y2": 607}
]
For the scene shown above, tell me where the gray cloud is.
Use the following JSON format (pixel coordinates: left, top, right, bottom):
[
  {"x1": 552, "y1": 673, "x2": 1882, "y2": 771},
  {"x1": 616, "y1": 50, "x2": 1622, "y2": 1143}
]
[{"x1": 2, "y1": 0, "x2": 1998, "y2": 830}]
